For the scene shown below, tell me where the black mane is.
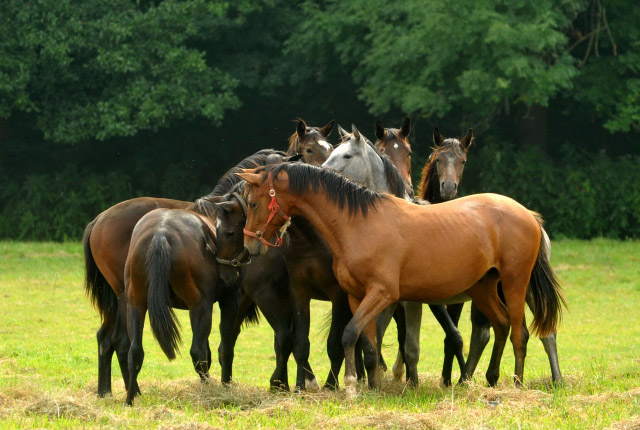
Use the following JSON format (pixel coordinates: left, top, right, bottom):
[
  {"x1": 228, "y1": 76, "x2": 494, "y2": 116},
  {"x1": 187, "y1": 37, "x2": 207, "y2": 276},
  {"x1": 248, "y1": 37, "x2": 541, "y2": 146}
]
[
  {"x1": 263, "y1": 163, "x2": 383, "y2": 217},
  {"x1": 379, "y1": 152, "x2": 410, "y2": 198}
]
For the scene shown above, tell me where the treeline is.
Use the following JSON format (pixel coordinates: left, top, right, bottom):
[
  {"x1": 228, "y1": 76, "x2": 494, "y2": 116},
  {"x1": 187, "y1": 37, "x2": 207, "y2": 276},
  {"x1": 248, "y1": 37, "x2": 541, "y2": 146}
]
[{"x1": 0, "y1": 0, "x2": 639, "y2": 240}]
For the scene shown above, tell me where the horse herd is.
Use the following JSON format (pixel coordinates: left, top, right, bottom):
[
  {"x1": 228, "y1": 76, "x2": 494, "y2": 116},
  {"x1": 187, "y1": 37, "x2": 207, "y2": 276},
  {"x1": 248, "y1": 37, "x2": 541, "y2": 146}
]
[{"x1": 83, "y1": 118, "x2": 566, "y2": 405}]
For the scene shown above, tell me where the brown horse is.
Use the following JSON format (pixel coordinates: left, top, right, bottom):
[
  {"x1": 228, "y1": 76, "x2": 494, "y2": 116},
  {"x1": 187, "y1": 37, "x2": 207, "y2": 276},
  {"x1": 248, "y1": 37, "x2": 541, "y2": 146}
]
[
  {"x1": 239, "y1": 163, "x2": 565, "y2": 397},
  {"x1": 123, "y1": 192, "x2": 247, "y2": 405},
  {"x1": 83, "y1": 149, "x2": 287, "y2": 397},
  {"x1": 374, "y1": 117, "x2": 413, "y2": 197},
  {"x1": 286, "y1": 119, "x2": 335, "y2": 165},
  {"x1": 417, "y1": 127, "x2": 563, "y2": 385}
]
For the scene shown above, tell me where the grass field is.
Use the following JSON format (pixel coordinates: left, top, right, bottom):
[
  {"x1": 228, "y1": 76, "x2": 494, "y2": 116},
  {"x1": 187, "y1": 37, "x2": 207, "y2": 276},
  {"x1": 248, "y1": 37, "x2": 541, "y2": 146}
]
[{"x1": 0, "y1": 239, "x2": 639, "y2": 429}]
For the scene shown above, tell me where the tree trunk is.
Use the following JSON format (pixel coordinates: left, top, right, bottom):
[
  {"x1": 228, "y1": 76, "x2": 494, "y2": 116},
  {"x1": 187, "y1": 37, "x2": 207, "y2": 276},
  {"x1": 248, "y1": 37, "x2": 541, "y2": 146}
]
[{"x1": 518, "y1": 104, "x2": 548, "y2": 153}]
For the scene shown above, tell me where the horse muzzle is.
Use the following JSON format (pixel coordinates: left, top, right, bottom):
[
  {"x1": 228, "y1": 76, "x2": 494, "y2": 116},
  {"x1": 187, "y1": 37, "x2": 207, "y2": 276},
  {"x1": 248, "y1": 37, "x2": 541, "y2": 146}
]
[
  {"x1": 245, "y1": 237, "x2": 268, "y2": 256},
  {"x1": 440, "y1": 181, "x2": 459, "y2": 200}
]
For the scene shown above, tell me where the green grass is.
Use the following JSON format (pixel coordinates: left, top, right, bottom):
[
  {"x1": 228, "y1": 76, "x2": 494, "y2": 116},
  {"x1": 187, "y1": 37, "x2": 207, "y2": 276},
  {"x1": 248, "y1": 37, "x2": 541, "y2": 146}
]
[{"x1": 0, "y1": 239, "x2": 639, "y2": 429}]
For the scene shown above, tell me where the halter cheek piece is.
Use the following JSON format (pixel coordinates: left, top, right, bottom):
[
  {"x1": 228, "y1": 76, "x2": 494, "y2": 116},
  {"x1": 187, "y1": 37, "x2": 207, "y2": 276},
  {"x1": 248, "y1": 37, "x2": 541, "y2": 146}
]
[{"x1": 243, "y1": 172, "x2": 290, "y2": 248}]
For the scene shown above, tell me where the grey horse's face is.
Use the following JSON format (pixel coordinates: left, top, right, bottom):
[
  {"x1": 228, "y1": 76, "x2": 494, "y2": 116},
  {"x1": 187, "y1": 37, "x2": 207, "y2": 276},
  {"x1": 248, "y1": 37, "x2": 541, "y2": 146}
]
[{"x1": 322, "y1": 124, "x2": 372, "y2": 186}]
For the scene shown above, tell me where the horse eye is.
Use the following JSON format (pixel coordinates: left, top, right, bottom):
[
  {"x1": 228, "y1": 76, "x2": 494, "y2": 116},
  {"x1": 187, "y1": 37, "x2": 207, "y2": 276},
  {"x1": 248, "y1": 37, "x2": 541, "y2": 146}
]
[
  {"x1": 249, "y1": 202, "x2": 257, "y2": 209},
  {"x1": 305, "y1": 148, "x2": 313, "y2": 154},
  {"x1": 344, "y1": 154, "x2": 352, "y2": 159}
]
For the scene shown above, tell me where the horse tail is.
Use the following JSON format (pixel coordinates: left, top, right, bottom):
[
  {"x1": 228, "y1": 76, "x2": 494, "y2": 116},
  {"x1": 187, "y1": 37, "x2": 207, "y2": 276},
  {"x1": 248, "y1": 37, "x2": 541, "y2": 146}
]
[
  {"x1": 83, "y1": 218, "x2": 118, "y2": 322},
  {"x1": 242, "y1": 302, "x2": 261, "y2": 327},
  {"x1": 146, "y1": 234, "x2": 181, "y2": 360},
  {"x1": 528, "y1": 217, "x2": 567, "y2": 338}
]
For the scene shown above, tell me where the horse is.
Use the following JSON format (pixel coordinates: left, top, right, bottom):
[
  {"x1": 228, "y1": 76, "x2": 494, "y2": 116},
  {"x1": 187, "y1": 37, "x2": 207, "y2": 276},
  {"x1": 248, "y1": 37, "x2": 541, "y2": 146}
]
[
  {"x1": 286, "y1": 119, "x2": 335, "y2": 165},
  {"x1": 416, "y1": 127, "x2": 563, "y2": 385},
  {"x1": 123, "y1": 188, "x2": 248, "y2": 405},
  {"x1": 239, "y1": 163, "x2": 566, "y2": 398},
  {"x1": 323, "y1": 123, "x2": 465, "y2": 387},
  {"x1": 374, "y1": 117, "x2": 413, "y2": 197},
  {"x1": 83, "y1": 148, "x2": 287, "y2": 397}
]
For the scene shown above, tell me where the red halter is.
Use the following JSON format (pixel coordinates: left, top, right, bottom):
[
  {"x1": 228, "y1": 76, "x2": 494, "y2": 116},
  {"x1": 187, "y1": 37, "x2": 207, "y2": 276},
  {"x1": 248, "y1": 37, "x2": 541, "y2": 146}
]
[{"x1": 243, "y1": 172, "x2": 290, "y2": 248}]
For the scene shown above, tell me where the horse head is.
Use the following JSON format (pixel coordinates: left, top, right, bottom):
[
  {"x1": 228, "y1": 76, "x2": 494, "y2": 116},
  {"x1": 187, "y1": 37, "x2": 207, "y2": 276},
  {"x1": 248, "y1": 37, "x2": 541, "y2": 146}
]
[
  {"x1": 419, "y1": 127, "x2": 473, "y2": 202},
  {"x1": 323, "y1": 124, "x2": 384, "y2": 191},
  {"x1": 374, "y1": 117, "x2": 413, "y2": 196},
  {"x1": 288, "y1": 119, "x2": 335, "y2": 165}
]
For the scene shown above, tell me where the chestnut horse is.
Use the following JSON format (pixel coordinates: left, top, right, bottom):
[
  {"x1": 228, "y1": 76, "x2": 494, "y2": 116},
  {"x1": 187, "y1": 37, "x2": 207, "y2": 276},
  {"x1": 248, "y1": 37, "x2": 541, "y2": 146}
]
[
  {"x1": 239, "y1": 163, "x2": 565, "y2": 397},
  {"x1": 123, "y1": 191, "x2": 247, "y2": 405},
  {"x1": 83, "y1": 148, "x2": 286, "y2": 397}
]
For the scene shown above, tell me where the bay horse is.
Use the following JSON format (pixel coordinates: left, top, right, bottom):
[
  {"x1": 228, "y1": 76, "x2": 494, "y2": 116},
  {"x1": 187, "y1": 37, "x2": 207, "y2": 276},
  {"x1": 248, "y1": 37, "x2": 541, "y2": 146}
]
[
  {"x1": 83, "y1": 148, "x2": 287, "y2": 397},
  {"x1": 323, "y1": 123, "x2": 465, "y2": 386},
  {"x1": 123, "y1": 189, "x2": 247, "y2": 405},
  {"x1": 286, "y1": 119, "x2": 335, "y2": 165},
  {"x1": 239, "y1": 163, "x2": 566, "y2": 398},
  {"x1": 417, "y1": 127, "x2": 563, "y2": 385}
]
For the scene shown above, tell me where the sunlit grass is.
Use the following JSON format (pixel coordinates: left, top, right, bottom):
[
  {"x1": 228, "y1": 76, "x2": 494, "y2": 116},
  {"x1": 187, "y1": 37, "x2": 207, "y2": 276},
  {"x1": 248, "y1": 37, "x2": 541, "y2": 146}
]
[{"x1": 0, "y1": 239, "x2": 639, "y2": 429}]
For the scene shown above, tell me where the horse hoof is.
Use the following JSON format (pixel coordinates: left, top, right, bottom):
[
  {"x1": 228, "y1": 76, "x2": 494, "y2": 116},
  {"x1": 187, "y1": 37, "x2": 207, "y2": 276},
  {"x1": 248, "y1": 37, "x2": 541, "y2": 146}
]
[
  {"x1": 306, "y1": 377, "x2": 321, "y2": 392},
  {"x1": 345, "y1": 385, "x2": 358, "y2": 400},
  {"x1": 439, "y1": 377, "x2": 452, "y2": 389}
]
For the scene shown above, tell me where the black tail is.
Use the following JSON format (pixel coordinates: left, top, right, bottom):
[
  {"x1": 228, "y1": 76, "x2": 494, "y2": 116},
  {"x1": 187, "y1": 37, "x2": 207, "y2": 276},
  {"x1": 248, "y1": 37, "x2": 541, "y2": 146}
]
[
  {"x1": 528, "y1": 223, "x2": 567, "y2": 338},
  {"x1": 146, "y1": 234, "x2": 181, "y2": 360},
  {"x1": 242, "y1": 302, "x2": 261, "y2": 327},
  {"x1": 83, "y1": 219, "x2": 118, "y2": 322}
]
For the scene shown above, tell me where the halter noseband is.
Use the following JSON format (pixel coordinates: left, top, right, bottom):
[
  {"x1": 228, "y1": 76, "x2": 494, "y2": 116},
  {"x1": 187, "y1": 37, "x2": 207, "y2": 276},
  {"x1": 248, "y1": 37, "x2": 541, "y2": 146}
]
[
  {"x1": 214, "y1": 191, "x2": 252, "y2": 267},
  {"x1": 243, "y1": 172, "x2": 290, "y2": 248}
]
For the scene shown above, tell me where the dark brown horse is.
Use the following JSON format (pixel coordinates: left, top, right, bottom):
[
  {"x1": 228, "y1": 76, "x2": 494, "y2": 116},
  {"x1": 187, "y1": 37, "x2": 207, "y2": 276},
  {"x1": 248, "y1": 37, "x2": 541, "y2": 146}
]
[
  {"x1": 123, "y1": 193, "x2": 247, "y2": 405},
  {"x1": 240, "y1": 163, "x2": 566, "y2": 398},
  {"x1": 286, "y1": 119, "x2": 335, "y2": 165},
  {"x1": 83, "y1": 149, "x2": 287, "y2": 397},
  {"x1": 417, "y1": 127, "x2": 563, "y2": 385},
  {"x1": 374, "y1": 117, "x2": 413, "y2": 197}
]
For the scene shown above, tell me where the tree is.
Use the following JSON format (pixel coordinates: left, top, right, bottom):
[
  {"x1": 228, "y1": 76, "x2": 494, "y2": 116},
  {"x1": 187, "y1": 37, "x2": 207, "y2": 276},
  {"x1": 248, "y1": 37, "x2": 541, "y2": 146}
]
[{"x1": 0, "y1": 0, "x2": 240, "y2": 144}]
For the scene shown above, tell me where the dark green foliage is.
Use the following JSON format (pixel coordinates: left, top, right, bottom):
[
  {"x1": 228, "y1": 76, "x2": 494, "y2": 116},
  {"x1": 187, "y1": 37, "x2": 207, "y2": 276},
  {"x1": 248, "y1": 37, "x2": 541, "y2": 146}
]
[{"x1": 461, "y1": 142, "x2": 640, "y2": 239}]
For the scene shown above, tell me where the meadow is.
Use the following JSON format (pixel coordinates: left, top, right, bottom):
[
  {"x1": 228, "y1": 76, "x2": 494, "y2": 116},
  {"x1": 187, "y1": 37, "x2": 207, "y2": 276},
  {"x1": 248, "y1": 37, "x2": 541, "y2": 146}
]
[{"x1": 0, "y1": 239, "x2": 639, "y2": 429}]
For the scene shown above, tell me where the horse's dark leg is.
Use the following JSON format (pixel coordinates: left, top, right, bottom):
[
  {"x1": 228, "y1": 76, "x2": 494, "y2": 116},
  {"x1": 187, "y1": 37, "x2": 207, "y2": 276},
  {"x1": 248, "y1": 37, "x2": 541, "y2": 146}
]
[
  {"x1": 218, "y1": 292, "x2": 240, "y2": 384},
  {"x1": 112, "y1": 297, "x2": 132, "y2": 393},
  {"x1": 289, "y1": 288, "x2": 318, "y2": 392},
  {"x1": 96, "y1": 317, "x2": 115, "y2": 397},
  {"x1": 324, "y1": 294, "x2": 351, "y2": 390},
  {"x1": 525, "y1": 290, "x2": 562, "y2": 384},
  {"x1": 460, "y1": 303, "x2": 491, "y2": 383},
  {"x1": 361, "y1": 319, "x2": 380, "y2": 389},
  {"x1": 390, "y1": 304, "x2": 406, "y2": 381},
  {"x1": 431, "y1": 303, "x2": 465, "y2": 387},
  {"x1": 402, "y1": 301, "x2": 423, "y2": 386},
  {"x1": 189, "y1": 301, "x2": 213, "y2": 381},
  {"x1": 125, "y1": 304, "x2": 146, "y2": 406},
  {"x1": 248, "y1": 285, "x2": 293, "y2": 391},
  {"x1": 541, "y1": 333, "x2": 562, "y2": 384},
  {"x1": 375, "y1": 302, "x2": 398, "y2": 372}
]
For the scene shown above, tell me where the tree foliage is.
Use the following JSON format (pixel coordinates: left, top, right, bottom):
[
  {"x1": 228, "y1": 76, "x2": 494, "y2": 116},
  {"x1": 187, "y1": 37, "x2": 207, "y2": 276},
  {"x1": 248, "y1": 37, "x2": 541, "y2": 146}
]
[{"x1": 0, "y1": 0, "x2": 240, "y2": 143}]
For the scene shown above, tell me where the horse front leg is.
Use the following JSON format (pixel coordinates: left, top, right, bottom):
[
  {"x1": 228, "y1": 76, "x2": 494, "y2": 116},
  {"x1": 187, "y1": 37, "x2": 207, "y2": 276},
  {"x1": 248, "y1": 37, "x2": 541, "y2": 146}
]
[
  {"x1": 429, "y1": 303, "x2": 464, "y2": 387},
  {"x1": 290, "y1": 288, "x2": 318, "y2": 392},
  {"x1": 402, "y1": 301, "x2": 423, "y2": 386},
  {"x1": 460, "y1": 303, "x2": 491, "y2": 383},
  {"x1": 375, "y1": 302, "x2": 398, "y2": 372},
  {"x1": 217, "y1": 292, "x2": 239, "y2": 384},
  {"x1": 343, "y1": 286, "x2": 395, "y2": 399}
]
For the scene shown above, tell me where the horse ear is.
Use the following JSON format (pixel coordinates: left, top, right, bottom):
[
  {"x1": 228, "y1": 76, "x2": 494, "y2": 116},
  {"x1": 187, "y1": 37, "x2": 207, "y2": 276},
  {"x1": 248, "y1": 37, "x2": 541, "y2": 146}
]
[
  {"x1": 351, "y1": 124, "x2": 362, "y2": 144},
  {"x1": 433, "y1": 126, "x2": 444, "y2": 146},
  {"x1": 320, "y1": 119, "x2": 335, "y2": 138},
  {"x1": 296, "y1": 119, "x2": 307, "y2": 138},
  {"x1": 374, "y1": 120, "x2": 385, "y2": 141},
  {"x1": 338, "y1": 124, "x2": 349, "y2": 140},
  {"x1": 460, "y1": 128, "x2": 474, "y2": 149},
  {"x1": 214, "y1": 201, "x2": 235, "y2": 214},
  {"x1": 400, "y1": 116, "x2": 411, "y2": 138},
  {"x1": 286, "y1": 154, "x2": 303, "y2": 162},
  {"x1": 237, "y1": 170, "x2": 262, "y2": 186}
]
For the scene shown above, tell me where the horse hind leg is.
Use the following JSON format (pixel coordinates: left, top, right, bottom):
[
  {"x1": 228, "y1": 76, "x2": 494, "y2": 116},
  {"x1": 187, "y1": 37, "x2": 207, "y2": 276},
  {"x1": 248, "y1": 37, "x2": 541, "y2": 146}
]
[
  {"x1": 526, "y1": 290, "x2": 562, "y2": 384},
  {"x1": 113, "y1": 297, "x2": 133, "y2": 393},
  {"x1": 97, "y1": 317, "x2": 116, "y2": 396},
  {"x1": 460, "y1": 303, "x2": 491, "y2": 384},
  {"x1": 189, "y1": 301, "x2": 214, "y2": 381},
  {"x1": 429, "y1": 303, "x2": 464, "y2": 387},
  {"x1": 125, "y1": 303, "x2": 146, "y2": 405}
]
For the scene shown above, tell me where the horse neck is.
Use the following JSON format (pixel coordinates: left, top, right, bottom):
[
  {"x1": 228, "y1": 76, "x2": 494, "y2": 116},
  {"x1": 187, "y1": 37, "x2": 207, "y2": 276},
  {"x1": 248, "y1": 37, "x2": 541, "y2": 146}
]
[{"x1": 279, "y1": 189, "x2": 353, "y2": 256}]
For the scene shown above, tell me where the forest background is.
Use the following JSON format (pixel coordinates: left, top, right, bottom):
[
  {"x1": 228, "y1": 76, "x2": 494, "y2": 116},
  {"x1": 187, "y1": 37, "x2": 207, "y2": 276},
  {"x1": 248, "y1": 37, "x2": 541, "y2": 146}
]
[{"x1": 1, "y1": 0, "x2": 638, "y2": 240}]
